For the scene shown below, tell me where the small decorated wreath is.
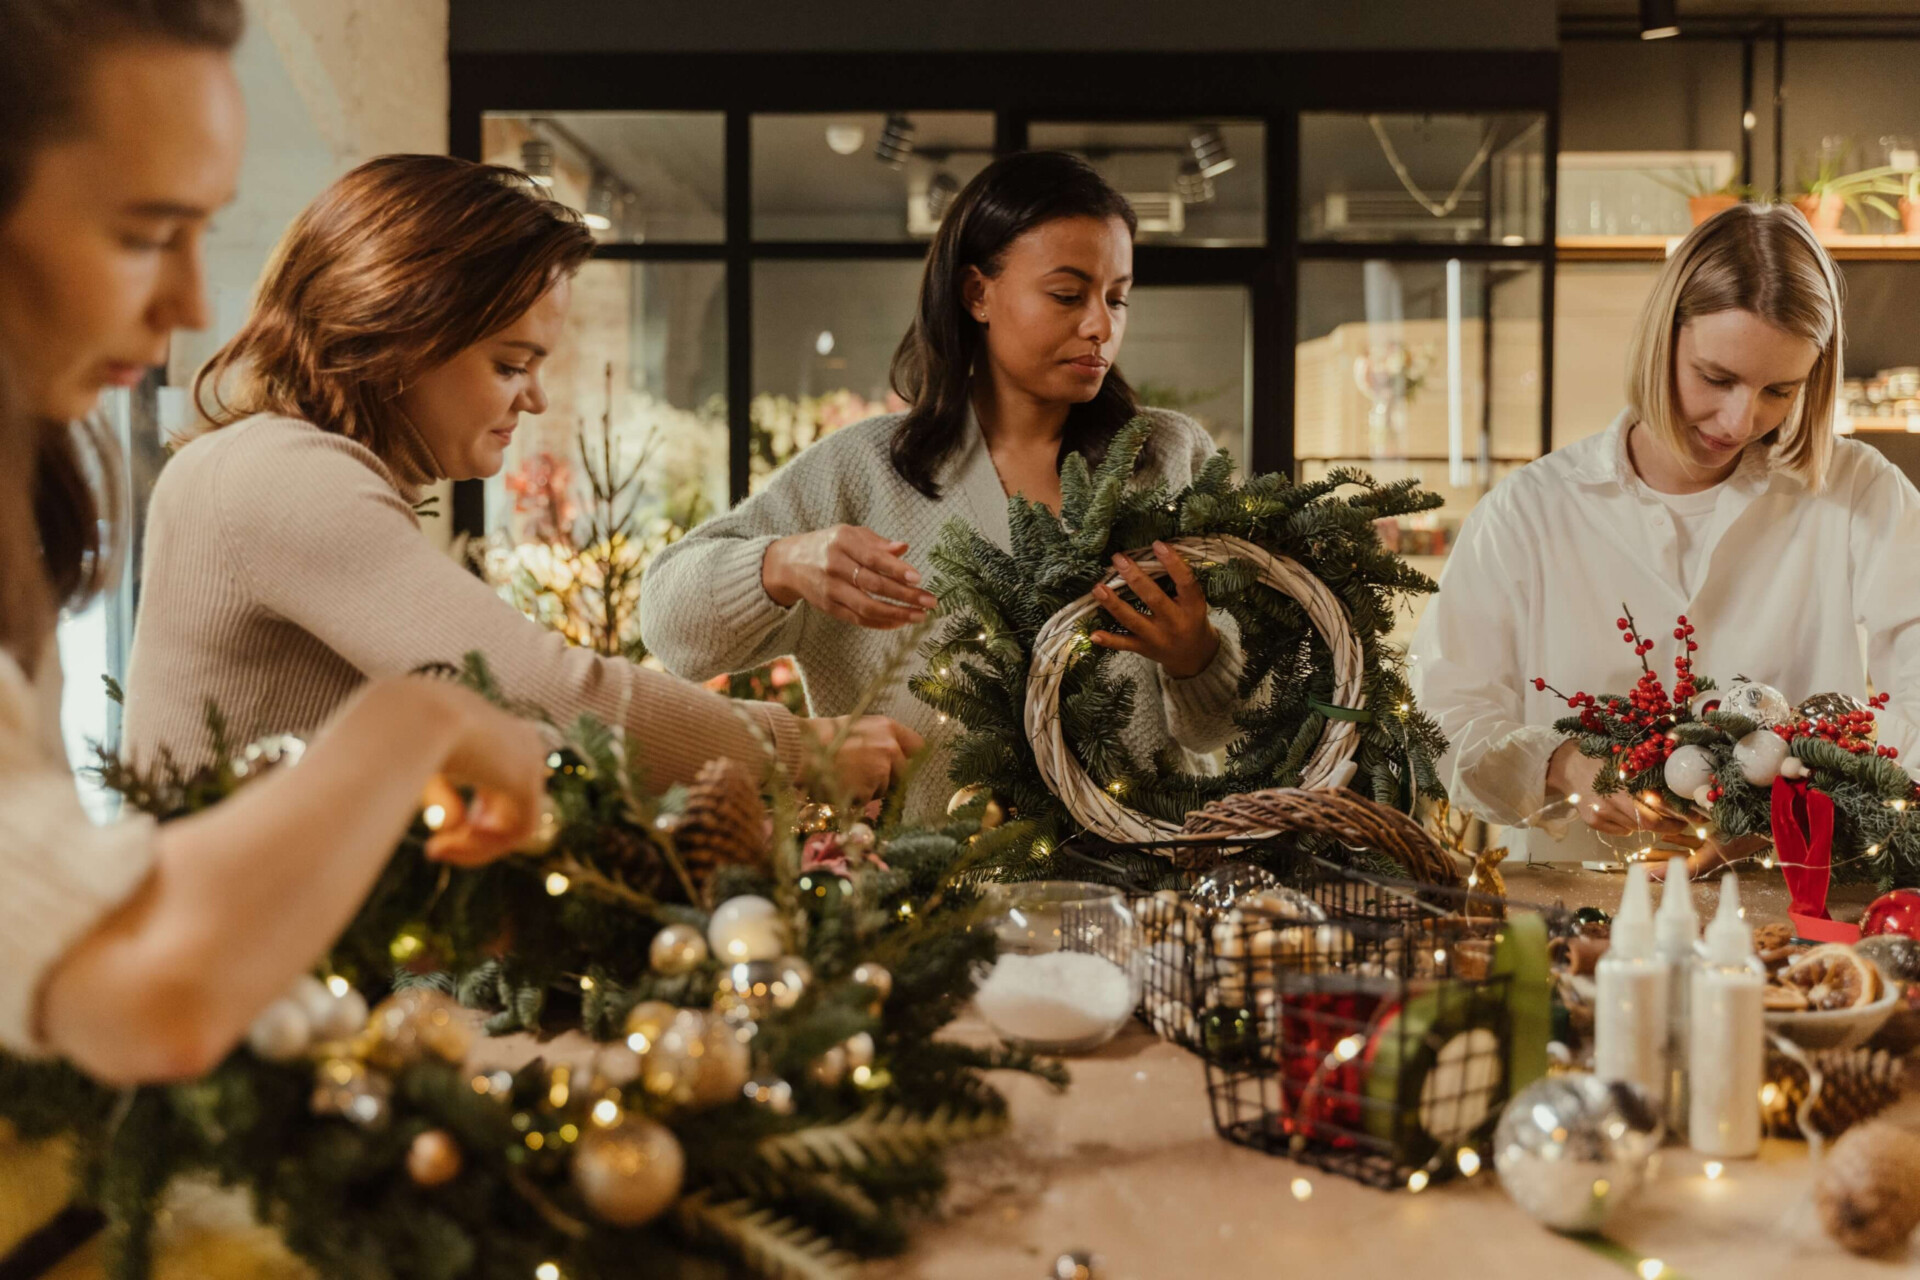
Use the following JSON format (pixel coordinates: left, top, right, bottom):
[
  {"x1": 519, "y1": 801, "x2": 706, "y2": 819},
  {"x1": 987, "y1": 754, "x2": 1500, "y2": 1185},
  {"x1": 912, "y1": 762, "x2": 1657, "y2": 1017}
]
[{"x1": 913, "y1": 417, "x2": 1449, "y2": 865}]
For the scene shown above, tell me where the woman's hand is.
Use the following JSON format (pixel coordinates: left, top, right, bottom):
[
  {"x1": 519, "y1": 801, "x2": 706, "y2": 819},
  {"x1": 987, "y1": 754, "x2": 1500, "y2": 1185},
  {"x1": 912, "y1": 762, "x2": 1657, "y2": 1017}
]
[
  {"x1": 415, "y1": 685, "x2": 551, "y2": 867},
  {"x1": 805, "y1": 715, "x2": 925, "y2": 805},
  {"x1": 1089, "y1": 542, "x2": 1220, "y2": 680},
  {"x1": 763, "y1": 525, "x2": 938, "y2": 630},
  {"x1": 1545, "y1": 739, "x2": 1694, "y2": 838}
]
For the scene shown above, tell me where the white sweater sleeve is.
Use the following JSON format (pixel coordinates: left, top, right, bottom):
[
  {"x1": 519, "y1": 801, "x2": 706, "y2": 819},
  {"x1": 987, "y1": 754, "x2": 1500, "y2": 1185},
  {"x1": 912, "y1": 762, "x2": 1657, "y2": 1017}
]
[
  {"x1": 0, "y1": 653, "x2": 155, "y2": 1057},
  {"x1": 1409, "y1": 491, "x2": 1564, "y2": 826},
  {"x1": 1147, "y1": 413, "x2": 1246, "y2": 751},
  {"x1": 639, "y1": 437, "x2": 864, "y2": 681},
  {"x1": 1849, "y1": 456, "x2": 1920, "y2": 770}
]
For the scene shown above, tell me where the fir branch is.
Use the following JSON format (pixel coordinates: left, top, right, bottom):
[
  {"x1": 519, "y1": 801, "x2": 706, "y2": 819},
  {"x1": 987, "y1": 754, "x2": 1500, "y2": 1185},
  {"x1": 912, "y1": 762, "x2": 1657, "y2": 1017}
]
[{"x1": 672, "y1": 1193, "x2": 860, "y2": 1280}]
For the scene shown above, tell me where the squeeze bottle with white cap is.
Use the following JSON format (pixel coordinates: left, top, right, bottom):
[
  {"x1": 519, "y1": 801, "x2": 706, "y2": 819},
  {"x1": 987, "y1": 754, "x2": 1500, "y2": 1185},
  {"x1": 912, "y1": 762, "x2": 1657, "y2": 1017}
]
[
  {"x1": 1595, "y1": 861, "x2": 1668, "y2": 1108},
  {"x1": 1688, "y1": 873, "x2": 1764, "y2": 1158},
  {"x1": 1655, "y1": 856, "x2": 1700, "y2": 1135}
]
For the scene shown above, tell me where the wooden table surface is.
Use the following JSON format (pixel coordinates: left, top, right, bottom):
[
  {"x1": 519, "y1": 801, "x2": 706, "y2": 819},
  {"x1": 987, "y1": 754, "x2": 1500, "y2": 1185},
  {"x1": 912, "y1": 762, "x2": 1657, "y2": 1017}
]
[{"x1": 887, "y1": 1019, "x2": 1914, "y2": 1280}]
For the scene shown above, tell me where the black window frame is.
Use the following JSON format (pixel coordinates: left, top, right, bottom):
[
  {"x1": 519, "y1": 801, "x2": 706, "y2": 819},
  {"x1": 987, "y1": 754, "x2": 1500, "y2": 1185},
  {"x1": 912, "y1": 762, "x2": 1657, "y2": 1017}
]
[{"x1": 449, "y1": 50, "x2": 1560, "y2": 538}]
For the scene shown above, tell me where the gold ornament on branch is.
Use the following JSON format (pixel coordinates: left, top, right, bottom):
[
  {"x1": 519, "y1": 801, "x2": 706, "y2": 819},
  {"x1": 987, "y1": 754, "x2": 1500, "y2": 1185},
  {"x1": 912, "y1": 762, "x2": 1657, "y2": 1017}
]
[
  {"x1": 311, "y1": 1057, "x2": 392, "y2": 1129},
  {"x1": 795, "y1": 801, "x2": 838, "y2": 834},
  {"x1": 648, "y1": 923, "x2": 709, "y2": 976},
  {"x1": 359, "y1": 989, "x2": 472, "y2": 1070},
  {"x1": 850, "y1": 961, "x2": 893, "y2": 1012},
  {"x1": 623, "y1": 1000, "x2": 680, "y2": 1050},
  {"x1": 947, "y1": 784, "x2": 1005, "y2": 829},
  {"x1": 406, "y1": 1129, "x2": 463, "y2": 1187},
  {"x1": 571, "y1": 1120, "x2": 686, "y2": 1227}
]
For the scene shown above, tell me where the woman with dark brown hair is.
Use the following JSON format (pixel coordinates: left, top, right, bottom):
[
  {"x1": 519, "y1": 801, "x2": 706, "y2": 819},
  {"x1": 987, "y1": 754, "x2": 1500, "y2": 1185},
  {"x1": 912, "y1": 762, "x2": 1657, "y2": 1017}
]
[
  {"x1": 640, "y1": 150, "x2": 1242, "y2": 819},
  {"x1": 0, "y1": 0, "x2": 548, "y2": 1089},
  {"x1": 121, "y1": 153, "x2": 919, "y2": 799}
]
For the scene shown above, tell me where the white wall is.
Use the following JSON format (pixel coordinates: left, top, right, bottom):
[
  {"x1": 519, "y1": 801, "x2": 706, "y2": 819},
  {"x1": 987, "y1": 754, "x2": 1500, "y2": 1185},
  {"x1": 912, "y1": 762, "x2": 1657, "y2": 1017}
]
[{"x1": 172, "y1": 0, "x2": 453, "y2": 540}]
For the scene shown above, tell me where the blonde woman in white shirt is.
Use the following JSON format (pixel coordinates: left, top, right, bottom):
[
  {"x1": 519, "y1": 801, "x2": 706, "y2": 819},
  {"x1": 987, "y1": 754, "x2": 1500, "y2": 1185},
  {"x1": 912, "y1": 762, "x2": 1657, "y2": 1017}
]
[
  {"x1": 1411, "y1": 203, "x2": 1920, "y2": 877},
  {"x1": 0, "y1": 0, "x2": 548, "y2": 1088}
]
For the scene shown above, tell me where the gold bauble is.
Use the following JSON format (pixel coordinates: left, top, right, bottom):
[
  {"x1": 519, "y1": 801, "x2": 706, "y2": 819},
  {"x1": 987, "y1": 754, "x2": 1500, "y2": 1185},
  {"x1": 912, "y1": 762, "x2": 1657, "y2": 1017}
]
[
  {"x1": 311, "y1": 1057, "x2": 392, "y2": 1129},
  {"x1": 947, "y1": 784, "x2": 1005, "y2": 829},
  {"x1": 796, "y1": 802, "x2": 838, "y2": 834},
  {"x1": 571, "y1": 1120, "x2": 686, "y2": 1227},
  {"x1": 648, "y1": 923, "x2": 710, "y2": 976},
  {"x1": 406, "y1": 1128, "x2": 463, "y2": 1187},
  {"x1": 622, "y1": 1000, "x2": 681, "y2": 1049},
  {"x1": 361, "y1": 988, "x2": 472, "y2": 1070},
  {"x1": 689, "y1": 1018, "x2": 752, "y2": 1110},
  {"x1": 744, "y1": 1075, "x2": 795, "y2": 1115},
  {"x1": 810, "y1": 1045, "x2": 848, "y2": 1087},
  {"x1": 637, "y1": 1011, "x2": 707, "y2": 1105}
]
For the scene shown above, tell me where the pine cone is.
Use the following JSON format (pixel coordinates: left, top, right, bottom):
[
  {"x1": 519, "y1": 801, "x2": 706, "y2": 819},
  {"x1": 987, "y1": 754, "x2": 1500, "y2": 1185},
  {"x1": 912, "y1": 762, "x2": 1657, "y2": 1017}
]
[
  {"x1": 672, "y1": 759, "x2": 771, "y2": 892},
  {"x1": 593, "y1": 824, "x2": 665, "y2": 897},
  {"x1": 1763, "y1": 1047, "x2": 1912, "y2": 1140},
  {"x1": 1816, "y1": 1120, "x2": 1920, "y2": 1255}
]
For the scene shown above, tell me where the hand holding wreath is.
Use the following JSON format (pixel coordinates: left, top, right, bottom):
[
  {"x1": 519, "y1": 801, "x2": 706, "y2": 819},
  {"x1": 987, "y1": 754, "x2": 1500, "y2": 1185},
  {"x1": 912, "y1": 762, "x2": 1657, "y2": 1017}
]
[{"x1": 1089, "y1": 541, "x2": 1221, "y2": 679}]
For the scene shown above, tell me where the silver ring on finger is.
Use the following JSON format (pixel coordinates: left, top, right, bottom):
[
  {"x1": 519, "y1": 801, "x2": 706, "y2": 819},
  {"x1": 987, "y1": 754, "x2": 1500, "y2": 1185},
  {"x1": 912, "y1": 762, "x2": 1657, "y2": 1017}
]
[{"x1": 852, "y1": 565, "x2": 864, "y2": 592}]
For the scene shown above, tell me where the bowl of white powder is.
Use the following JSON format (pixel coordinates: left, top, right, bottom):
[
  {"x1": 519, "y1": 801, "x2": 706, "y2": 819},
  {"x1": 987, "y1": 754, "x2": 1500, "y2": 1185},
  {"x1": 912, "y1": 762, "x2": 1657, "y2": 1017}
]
[{"x1": 975, "y1": 881, "x2": 1140, "y2": 1054}]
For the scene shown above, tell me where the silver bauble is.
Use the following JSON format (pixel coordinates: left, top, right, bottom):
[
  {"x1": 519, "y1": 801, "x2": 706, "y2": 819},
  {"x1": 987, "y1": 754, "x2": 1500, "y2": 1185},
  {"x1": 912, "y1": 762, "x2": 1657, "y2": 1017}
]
[
  {"x1": 850, "y1": 961, "x2": 894, "y2": 1006},
  {"x1": 1731, "y1": 728, "x2": 1789, "y2": 787},
  {"x1": 1493, "y1": 1074, "x2": 1663, "y2": 1233},
  {"x1": 246, "y1": 999, "x2": 312, "y2": 1062},
  {"x1": 649, "y1": 923, "x2": 710, "y2": 975},
  {"x1": 1189, "y1": 862, "x2": 1283, "y2": 915},
  {"x1": 712, "y1": 958, "x2": 807, "y2": 1023},
  {"x1": 1857, "y1": 933, "x2": 1920, "y2": 984},
  {"x1": 571, "y1": 1120, "x2": 685, "y2": 1227},
  {"x1": 1797, "y1": 691, "x2": 1869, "y2": 724},
  {"x1": 311, "y1": 1057, "x2": 392, "y2": 1129},
  {"x1": 1720, "y1": 680, "x2": 1792, "y2": 727}
]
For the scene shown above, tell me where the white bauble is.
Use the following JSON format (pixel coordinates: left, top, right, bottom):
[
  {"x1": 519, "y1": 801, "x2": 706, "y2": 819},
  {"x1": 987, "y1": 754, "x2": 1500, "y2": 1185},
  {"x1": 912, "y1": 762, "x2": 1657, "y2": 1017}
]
[
  {"x1": 1721, "y1": 680, "x2": 1792, "y2": 727},
  {"x1": 287, "y1": 975, "x2": 335, "y2": 1032},
  {"x1": 320, "y1": 988, "x2": 370, "y2": 1042},
  {"x1": 1662, "y1": 744, "x2": 1716, "y2": 797},
  {"x1": 706, "y1": 895, "x2": 786, "y2": 962},
  {"x1": 246, "y1": 999, "x2": 312, "y2": 1062},
  {"x1": 1733, "y1": 729, "x2": 1791, "y2": 786}
]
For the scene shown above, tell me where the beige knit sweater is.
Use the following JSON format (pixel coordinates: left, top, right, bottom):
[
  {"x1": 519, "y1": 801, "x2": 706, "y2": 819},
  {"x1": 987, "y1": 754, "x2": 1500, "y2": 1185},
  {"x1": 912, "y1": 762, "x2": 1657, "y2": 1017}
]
[
  {"x1": 122, "y1": 414, "x2": 806, "y2": 786},
  {"x1": 640, "y1": 407, "x2": 1245, "y2": 820}
]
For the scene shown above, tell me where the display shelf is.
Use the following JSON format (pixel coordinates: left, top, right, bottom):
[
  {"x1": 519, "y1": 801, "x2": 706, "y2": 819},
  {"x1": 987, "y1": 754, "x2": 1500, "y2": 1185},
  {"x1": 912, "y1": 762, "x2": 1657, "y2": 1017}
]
[
  {"x1": 1558, "y1": 233, "x2": 1920, "y2": 262},
  {"x1": 1841, "y1": 416, "x2": 1920, "y2": 434}
]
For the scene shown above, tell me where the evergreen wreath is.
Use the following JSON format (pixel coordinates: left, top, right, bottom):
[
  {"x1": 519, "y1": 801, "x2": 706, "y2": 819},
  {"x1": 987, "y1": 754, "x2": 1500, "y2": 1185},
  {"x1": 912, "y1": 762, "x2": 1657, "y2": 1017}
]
[
  {"x1": 0, "y1": 657, "x2": 1063, "y2": 1280},
  {"x1": 911, "y1": 417, "x2": 1449, "y2": 872},
  {"x1": 1543, "y1": 606, "x2": 1920, "y2": 888}
]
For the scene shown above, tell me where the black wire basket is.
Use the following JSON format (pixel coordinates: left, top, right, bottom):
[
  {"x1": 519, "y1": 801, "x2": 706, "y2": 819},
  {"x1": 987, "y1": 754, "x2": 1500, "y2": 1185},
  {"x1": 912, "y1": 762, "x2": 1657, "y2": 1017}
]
[{"x1": 1191, "y1": 857, "x2": 1565, "y2": 1190}]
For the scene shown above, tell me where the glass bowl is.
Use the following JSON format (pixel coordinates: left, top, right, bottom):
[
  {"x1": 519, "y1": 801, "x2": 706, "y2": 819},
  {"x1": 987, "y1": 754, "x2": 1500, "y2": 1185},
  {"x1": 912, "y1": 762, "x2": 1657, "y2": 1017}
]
[{"x1": 974, "y1": 881, "x2": 1139, "y2": 1054}]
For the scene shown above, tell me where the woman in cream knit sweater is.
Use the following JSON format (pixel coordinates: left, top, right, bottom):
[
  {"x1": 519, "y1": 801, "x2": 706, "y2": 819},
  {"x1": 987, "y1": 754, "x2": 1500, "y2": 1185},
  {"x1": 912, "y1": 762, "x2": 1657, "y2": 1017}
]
[
  {"x1": 123, "y1": 155, "x2": 920, "y2": 804},
  {"x1": 641, "y1": 152, "x2": 1244, "y2": 820}
]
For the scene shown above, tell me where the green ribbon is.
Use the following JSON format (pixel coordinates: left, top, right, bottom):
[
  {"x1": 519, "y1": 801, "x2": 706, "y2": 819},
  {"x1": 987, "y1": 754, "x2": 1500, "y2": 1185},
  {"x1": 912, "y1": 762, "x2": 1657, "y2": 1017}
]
[{"x1": 1308, "y1": 698, "x2": 1374, "y2": 723}]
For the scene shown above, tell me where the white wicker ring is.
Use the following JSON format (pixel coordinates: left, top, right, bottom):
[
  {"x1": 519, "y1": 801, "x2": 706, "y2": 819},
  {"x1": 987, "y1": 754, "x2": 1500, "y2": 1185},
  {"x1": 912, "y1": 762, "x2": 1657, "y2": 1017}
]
[{"x1": 1024, "y1": 534, "x2": 1367, "y2": 844}]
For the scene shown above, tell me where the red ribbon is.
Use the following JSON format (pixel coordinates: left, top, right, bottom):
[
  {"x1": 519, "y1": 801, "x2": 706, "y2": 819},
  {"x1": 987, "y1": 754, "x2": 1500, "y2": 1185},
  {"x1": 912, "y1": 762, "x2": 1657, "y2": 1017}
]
[{"x1": 1772, "y1": 777, "x2": 1835, "y2": 920}]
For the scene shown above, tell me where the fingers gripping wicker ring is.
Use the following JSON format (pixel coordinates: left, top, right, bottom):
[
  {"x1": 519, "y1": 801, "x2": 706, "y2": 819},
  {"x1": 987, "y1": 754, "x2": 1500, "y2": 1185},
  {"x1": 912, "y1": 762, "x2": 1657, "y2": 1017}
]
[{"x1": 1025, "y1": 534, "x2": 1368, "y2": 845}]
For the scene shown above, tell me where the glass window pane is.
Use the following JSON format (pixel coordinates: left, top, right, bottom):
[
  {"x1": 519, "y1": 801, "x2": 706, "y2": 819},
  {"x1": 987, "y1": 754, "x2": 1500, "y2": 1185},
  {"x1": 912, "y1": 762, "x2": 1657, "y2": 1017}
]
[
  {"x1": 1122, "y1": 285, "x2": 1249, "y2": 466},
  {"x1": 750, "y1": 260, "x2": 920, "y2": 489},
  {"x1": 1295, "y1": 259, "x2": 1543, "y2": 642},
  {"x1": 483, "y1": 112, "x2": 724, "y2": 243},
  {"x1": 1028, "y1": 121, "x2": 1264, "y2": 246},
  {"x1": 1300, "y1": 113, "x2": 1547, "y2": 246},
  {"x1": 752, "y1": 113, "x2": 996, "y2": 242},
  {"x1": 489, "y1": 260, "x2": 729, "y2": 552}
]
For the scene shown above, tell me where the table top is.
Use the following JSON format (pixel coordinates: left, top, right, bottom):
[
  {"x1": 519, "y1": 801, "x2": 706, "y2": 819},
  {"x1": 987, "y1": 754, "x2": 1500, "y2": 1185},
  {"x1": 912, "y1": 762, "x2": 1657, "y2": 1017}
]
[{"x1": 886, "y1": 1019, "x2": 1917, "y2": 1280}]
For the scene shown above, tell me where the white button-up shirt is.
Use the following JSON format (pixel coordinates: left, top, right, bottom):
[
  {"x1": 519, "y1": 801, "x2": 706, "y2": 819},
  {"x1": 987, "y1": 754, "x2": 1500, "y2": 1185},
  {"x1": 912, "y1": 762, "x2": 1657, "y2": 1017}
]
[{"x1": 1410, "y1": 411, "x2": 1920, "y2": 863}]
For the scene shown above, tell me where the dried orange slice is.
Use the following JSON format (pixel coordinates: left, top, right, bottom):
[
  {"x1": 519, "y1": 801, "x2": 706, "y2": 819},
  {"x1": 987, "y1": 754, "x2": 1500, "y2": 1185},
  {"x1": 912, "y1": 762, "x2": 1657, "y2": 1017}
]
[
  {"x1": 1780, "y1": 944, "x2": 1882, "y2": 1011},
  {"x1": 1763, "y1": 983, "x2": 1811, "y2": 1013}
]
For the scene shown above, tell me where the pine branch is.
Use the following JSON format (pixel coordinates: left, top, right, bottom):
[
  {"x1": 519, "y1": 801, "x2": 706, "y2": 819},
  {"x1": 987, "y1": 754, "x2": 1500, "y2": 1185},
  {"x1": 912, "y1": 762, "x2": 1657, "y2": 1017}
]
[
  {"x1": 754, "y1": 1105, "x2": 1010, "y2": 1175},
  {"x1": 672, "y1": 1193, "x2": 861, "y2": 1280}
]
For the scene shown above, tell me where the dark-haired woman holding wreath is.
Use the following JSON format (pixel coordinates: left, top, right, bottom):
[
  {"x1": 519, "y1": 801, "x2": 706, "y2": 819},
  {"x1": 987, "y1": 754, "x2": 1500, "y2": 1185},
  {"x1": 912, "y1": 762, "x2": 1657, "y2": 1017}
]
[{"x1": 641, "y1": 150, "x2": 1246, "y2": 820}]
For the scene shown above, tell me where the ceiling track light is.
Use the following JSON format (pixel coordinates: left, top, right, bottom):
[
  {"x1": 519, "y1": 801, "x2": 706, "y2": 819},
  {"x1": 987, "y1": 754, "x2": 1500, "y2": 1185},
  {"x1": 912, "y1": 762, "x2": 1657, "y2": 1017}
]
[
  {"x1": 1639, "y1": 0, "x2": 1679, "y2": 40},
  {"x1": 875, "y1": 113, "x2": 916, "y2": 169},
  {"x1": 519, "y1": 137, "x2": 556, "y2": 188},
  {"x1": 1174, "y1": 159, "x2": 1215, "y2": 205},
  {"x1": 1187, "y1": 124, "x2": 1236, "y2": 180},
  {"x1": 583, "y1": 170, "x2": 618, "y2": 232},
  {"x1": 926, "y1": 170, "x2": 961, "y2": 221}
]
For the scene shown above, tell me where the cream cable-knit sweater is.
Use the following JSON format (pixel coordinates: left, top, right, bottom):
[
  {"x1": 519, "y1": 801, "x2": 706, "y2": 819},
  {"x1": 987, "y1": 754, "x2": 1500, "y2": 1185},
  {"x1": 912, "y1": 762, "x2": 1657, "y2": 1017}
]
[
  {"x1": 122, "y1": 414, "x2": 806, "y2": 786},
  {"x1": 640, "y1": 407, "x2": 1245, "y2": 821},
  {"x1": 0, "y1": 641, "x2": 155, "y2": 1055}
]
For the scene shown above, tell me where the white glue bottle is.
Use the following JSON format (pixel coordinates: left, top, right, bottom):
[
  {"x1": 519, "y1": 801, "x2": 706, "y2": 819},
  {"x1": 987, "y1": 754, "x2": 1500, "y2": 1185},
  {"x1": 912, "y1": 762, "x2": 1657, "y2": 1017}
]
[
  {"x1": 1654, "y1": 857, "x2": 1700, "y2": 1137},
  {"x1": 1595, "y1": 861, "x2": 1668, "y2": 1109},
  {"x1": 1688, "y1": 873, "x2": 1764, "y2": 1158}
]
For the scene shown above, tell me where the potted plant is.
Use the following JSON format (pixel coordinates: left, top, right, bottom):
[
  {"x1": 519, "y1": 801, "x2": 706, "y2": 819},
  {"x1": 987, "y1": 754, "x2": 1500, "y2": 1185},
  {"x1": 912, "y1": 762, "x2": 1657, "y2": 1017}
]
[
  {"x1": 1792, "y1": 153, "x2": 1902, "y2": 234},
  {"x1": 1653, "y1": 168, "x2": 1752, "y2": 226}
]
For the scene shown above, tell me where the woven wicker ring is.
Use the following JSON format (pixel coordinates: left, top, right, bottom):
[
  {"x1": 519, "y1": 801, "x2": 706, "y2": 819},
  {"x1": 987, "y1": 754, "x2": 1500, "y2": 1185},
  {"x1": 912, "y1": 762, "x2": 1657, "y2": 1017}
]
[{"x1": 1025, "y1": 534, "x2": 1367, "y2": 845}]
